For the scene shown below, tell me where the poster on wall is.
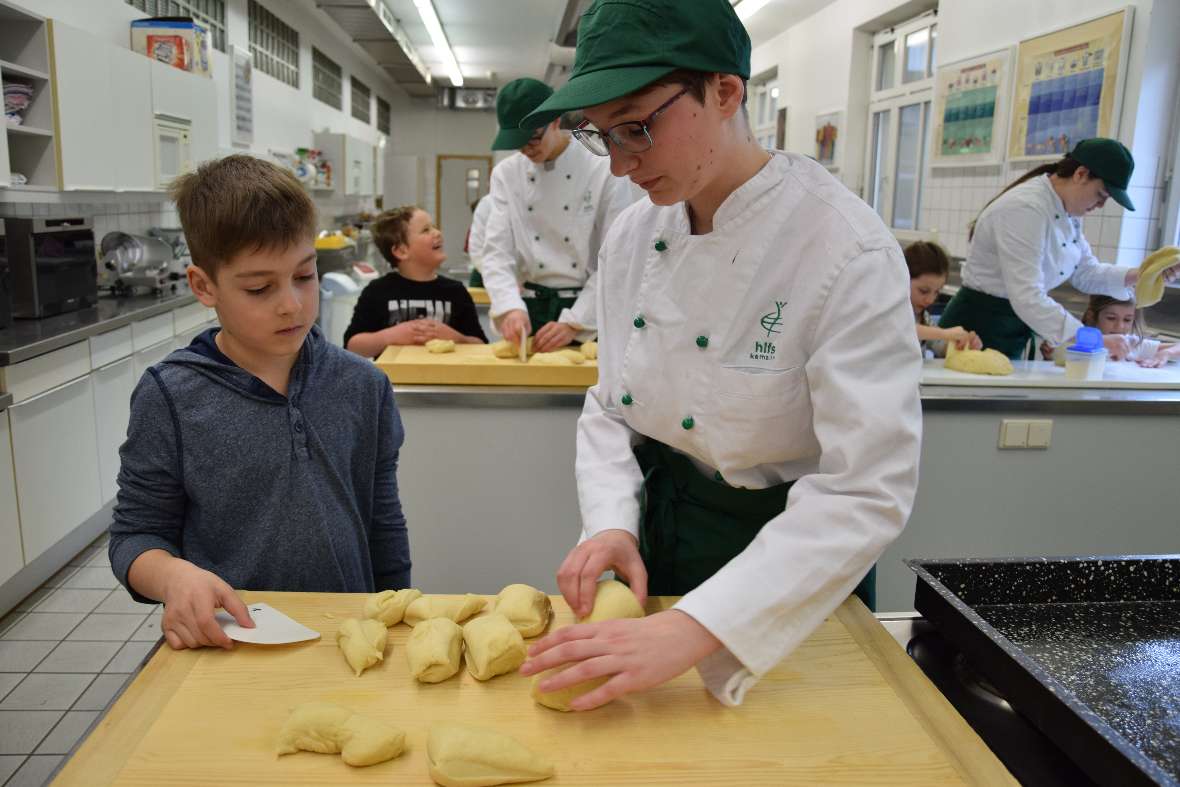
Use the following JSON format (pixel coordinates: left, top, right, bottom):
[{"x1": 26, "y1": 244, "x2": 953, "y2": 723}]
[
  {"x1": 1007, "y1": 9, "x2": 1132, "y2": 161},
  {"x1": 814, "y1": 110, "x2": 842, "y2": 171},
  {"x1": 230, "y1": 45, "x2": 254, "y2": 147},
  {"x1": 930, "y1": 48, "x2": 1012, "y2": 167}
]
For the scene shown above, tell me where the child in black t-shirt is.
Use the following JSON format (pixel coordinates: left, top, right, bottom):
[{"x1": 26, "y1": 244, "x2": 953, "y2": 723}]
[{"x1": 344, "y1": 206, "x2": 488, "y2": 358}]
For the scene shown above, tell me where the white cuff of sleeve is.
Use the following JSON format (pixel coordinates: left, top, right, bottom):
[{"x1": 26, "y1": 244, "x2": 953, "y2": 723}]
[{"x1": 693, "y1": 647, "x2": 760, "y2": 706}]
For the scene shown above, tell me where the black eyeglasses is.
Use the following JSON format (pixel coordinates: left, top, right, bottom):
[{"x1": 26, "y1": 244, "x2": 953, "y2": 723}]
[{"x1": 572, "y1": 88, "x2": 689, "y2": 157}]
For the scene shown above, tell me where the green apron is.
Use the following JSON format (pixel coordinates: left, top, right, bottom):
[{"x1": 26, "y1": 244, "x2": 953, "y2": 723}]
[
  {"x1": 468, "y1": 269, "x2": 484, "y2": 288},
  {"x1": 523, "y1": 282, "x2": 582, "y2": 333},
  {"x1": 938, "y1": 286, "x2": 1033, "y2": 360},
  {"x1": 634, "y1": 440, "x2": 877, "y2": 611}
]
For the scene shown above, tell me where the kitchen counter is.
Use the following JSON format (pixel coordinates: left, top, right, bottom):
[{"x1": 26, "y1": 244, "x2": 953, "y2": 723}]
[
  {"x1": 0, "y1": 292, "x2": 197, "y2": 366},
  {"x1": 50, "y1": 592, "x2": 1013, "y2": 786}
]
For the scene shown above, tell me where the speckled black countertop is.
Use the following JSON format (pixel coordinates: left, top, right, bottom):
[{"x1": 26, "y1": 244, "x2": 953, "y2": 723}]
[
  {"x1": 911, "y1": 556, "x2": 1180, "y2": 786},
  {"x1": 0, "y1": 292, "x2": 197, "y2": 366}
]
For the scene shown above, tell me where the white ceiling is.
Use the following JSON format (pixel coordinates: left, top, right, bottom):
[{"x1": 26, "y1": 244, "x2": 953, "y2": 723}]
[
  {"x1": 383, "y1": 0, "x2": 568, "y2": 87},
  {"x1": 739, "y1": 0, "x2": 837, "y2": 49}
]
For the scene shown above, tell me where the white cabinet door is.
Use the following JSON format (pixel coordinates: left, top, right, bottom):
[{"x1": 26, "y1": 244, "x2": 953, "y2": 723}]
[
  {"x1": 9, "y1": 376, "x2": 102, "y2": 564},
  {"x1": 150, "y1": 60, "x2": 217, "y2": 167},
  {"x1": 133, "y1": 338, "x2": 174, "y2": 380},
  {"x1": 108, "y1": 45, "x2": 155, "y2": 192},
  {"x1": 0, "y1": 411, "x2": 24, "y2": 584},
  {"x1": 92, "y1": 358, "x2": 135, "y2": 505},
  {"x1": 49, "y1": 20, "x2": 115, "y2": 191},
  {"x1": 347, "y1": 136, "x2": 374, "y2": 196}
]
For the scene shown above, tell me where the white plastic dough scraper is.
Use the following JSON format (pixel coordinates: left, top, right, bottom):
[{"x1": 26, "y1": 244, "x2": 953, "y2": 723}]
[{"x1": 214, "y1": 602, "x2": 321, "y2": 644}]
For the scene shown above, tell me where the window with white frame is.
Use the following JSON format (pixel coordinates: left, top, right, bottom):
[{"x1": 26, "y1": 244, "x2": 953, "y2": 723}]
[
  {"x1": 351, "y1": 77, "x2": 371, "y2": 124},
  {"x1": 126, "y1": 0, "x2": 227, "y2": 52},
  {"x1": 377, "y1": 96, "x2": 391, "y2": 136},
  {"x1": 749, "y1": 76, "x2": 780, "y2": 150},
  {"x1": 312, "y1": 47, "x2": 342, "y2": 110},
  {"x1": 863, "y1": 11, "x2": 937, "y2": 231},
  {"x1": 248, "y1": 0, "x2": 299, "y2": 89}
]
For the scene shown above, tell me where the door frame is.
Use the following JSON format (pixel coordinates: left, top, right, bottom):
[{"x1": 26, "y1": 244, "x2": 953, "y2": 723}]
[{"x1": 435, "y1": 154, "x2": 493, "y2": 231}]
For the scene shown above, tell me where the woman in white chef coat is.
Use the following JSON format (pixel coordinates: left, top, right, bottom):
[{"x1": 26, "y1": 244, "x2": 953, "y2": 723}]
[
  {"x1": 482, "y1": 78, "x2": 638, "y2": 352},
  {"x1": 516, "y1": 0, "x2": 922, "y2": 710},
  {"x1": 940, "y1": 138, "x2": 1180, "y2": 359}
]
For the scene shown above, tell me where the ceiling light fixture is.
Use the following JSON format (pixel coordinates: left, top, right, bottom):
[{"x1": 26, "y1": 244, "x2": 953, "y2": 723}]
[
  {"x1": 412, "y1": 0, "x2": 463, "y2": 87},
  {"x1": 734, "y1": 0, "x2": 772, "y2": 22}
]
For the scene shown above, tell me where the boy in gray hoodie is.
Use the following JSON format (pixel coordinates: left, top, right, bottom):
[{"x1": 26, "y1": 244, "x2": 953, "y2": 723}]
[{"x1": 109, "y1": 155, "x2": 410, "y2": 650}]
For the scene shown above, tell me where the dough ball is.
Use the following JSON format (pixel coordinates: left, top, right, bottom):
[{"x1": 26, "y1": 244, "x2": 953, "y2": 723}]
[
  {"x1": 426, "y1": 722, "x2": 554, "y2": 787},
  {"x1": 491, "y1": 338, "x2": 533, "y2": 358},
  {"x1": 556, "y1": 349, "x2": 585, "y2": 364},
  {"x1": 533, "y1": 580, "x2": 644, "y2": 711},
  {"x1": 362, "y1": 588, "x2": 422, "y2": 627},
  {"x1": 462, "y1": 613, "x2": 526, "y2": 681},
  {"x1": 580, "y1": 341, "x2": 597, "y2": 360},
  {"x1": 528, "y1": 352, "x2": 574, "y2": 366},
  {"x1": 406, "y1": 617, "x2": 463, "y2": 683},
  {"x1": 426, "y1": 339, "x2": 456, "y2": 354},
  {"x1": 404, "y1": 594, "x2": 488, "y2": 626},
  {"x1": 493, "y1": 584, "x2": 552, "y2": 638},
  {"x1": 945, "y1": 343, "x2": 1014, "y2": 376},
  {"x1": 277, "y1": 701, "x2": 405, "y2": 767},
  {"x1": 336, "y1": 618, "x2": 388, "y2": 677},
  {"x1": 1135, "y1": 245, "x2": 1180, "y2": 308}
]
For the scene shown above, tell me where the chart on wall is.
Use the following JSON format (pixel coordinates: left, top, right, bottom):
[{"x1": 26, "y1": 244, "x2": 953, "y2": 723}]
[
  {"x1": 931, "y1": 49, "x2": 1012, "y2": 167},
  {"x1": 1008, "y1": 9, "x2": 1131, "y2": 161}
]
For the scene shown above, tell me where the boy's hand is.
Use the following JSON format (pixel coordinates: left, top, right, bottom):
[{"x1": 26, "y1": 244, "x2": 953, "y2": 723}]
[
  {"x1": 533, "y1": 321, "x2": 578, "y2": 352},
  {"x1": 419, "y1": 320, "x2": 464, "y2": 342},
  {"x1": 385, "y1": 320, "x2": 431, "y2": 346},
  {"x1": 160, "y1": 560, "x2": 254, "y2": 650}
]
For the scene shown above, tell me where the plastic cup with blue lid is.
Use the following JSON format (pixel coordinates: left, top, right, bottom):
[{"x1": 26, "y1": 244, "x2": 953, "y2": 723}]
[{"x1": 1065, "y1": 326, "x2": 1108, "y2": 380}]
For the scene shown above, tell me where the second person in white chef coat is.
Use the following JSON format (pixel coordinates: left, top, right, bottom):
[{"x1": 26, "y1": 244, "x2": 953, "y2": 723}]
[
  {"x1": 516, "y1": 0, "x2": 922, "y2": 710},
  {"x1": 482, "y1": 78, "x2": 638, "y2": 352}
]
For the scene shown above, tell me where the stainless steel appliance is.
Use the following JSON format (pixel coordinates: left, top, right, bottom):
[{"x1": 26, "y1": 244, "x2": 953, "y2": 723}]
[
  {"x1": 5, "y1": 217, "x2": 98, "y2": 318},
  {"x1": 99, "y1": 231, "x2": 185, "y2": 296},
  {"x1": 0, "y1": 219, "x2": 12, "y2": 329}
]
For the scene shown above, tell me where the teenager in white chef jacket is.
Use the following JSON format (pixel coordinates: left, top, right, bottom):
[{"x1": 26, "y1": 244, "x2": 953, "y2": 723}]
[
  {"x1": 482, "y1": 78, "x2": 639, "y2": 352},
  {"x1": 516, "y1": 0, "x2": 923, "y2": 710}
]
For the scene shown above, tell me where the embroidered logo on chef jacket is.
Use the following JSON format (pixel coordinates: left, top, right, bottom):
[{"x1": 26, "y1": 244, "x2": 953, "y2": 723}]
[
  {"x1": 747, "y1": 301, "x2": 788, "y2": 361},
  {"x1": 580, "y1": 189, "x2": 595, "y2": 214}
]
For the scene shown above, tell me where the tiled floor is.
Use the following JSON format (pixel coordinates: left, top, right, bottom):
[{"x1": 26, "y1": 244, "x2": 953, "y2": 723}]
[{"x1": 0, "y1": 533, "x2": 160, "y2": 787}]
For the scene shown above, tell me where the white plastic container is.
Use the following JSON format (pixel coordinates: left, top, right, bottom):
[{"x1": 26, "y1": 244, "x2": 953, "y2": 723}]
[{"x1": 1064, "y1": 348, "x2": 1108, "y2": 380}]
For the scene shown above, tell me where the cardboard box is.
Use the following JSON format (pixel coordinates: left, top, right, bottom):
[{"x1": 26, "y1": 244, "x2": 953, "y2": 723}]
[{"x1": 131, "y1": 17, "x2": 211, "y2": 77}]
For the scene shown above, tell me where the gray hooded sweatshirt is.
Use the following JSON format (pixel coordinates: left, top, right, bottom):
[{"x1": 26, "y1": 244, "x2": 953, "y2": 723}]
[{"x1": 109, "y1": 325, "x2": 410, "y2": 601}]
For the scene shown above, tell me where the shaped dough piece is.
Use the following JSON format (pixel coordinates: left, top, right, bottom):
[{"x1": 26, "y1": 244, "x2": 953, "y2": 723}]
[
  {"x1": 532, "y1": 580, "x2": 645, "y2": 711},
  {"x1": 406, "y1": 617, "x2": 464, "y2": 683},
  {"x1": 1135, "y1": 245, "x2": 1180, "y2": 308},
  {"x1": 427, "y1": 722, "x2": 554, "y2": 787},
  {"x1": 579, "y1": 341, "x2": 597, "y2": 360},
  {"x1": 404, "y1": 594, "x2": 488, "y2": 626},
  {"x1": 336, "y1": 618, "x2": 388, "y2": 677},
  {"x1": 277, "y1": 702, "x2": 406, "y2": 767},
  {"x1": 426, "y1": 339, "x2": 456, "y2": 353},
  {"x1": 493, "y1": 584, "x2": 552, "y2": 638},
  {"x1": 556, "y1": 349, "x2": 585, "y2": 364},
  {"x1": 363, "y1": 588, "x2": 422, "y2": 626},
  {"x1": 491, "y1": 338, "x2": 533, "y2": 358},
  {"x1": 528, "y1": 352, "x2": 574, "y2": 366},
  {"x1": 462, "y1": 613, "x2": 526, "y2": 680},
  {"x1": 944, "y1": 342, "x2": 1014, "y2": 376}
]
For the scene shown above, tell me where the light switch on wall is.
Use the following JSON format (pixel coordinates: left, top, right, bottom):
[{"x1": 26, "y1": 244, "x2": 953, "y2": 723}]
[
  {"x1": 999, "y1": 420, "x2": 1029, "y2": 448},
  {"x1": 1027, "y1": 420, "x2": 1053, "y2": 448}
]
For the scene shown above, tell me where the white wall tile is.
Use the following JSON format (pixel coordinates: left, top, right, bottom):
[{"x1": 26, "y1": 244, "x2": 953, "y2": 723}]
[{"x1": 1120, "y1": 217, "x2": 1151, "y2": 250}]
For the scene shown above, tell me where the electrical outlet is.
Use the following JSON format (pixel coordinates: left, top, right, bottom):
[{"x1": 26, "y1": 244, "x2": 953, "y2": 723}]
[{"x1": 999, "y1": 420, "x2": 1029, "y2": 449}]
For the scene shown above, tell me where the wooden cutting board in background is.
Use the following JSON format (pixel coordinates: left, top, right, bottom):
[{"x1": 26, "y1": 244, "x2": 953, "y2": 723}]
[
  {"x1": 376, "y1": 345, "x2": 598, "y2": 387},
  {"x1": 50, "y1": 592, "x2": 1013, "y2": 786}
]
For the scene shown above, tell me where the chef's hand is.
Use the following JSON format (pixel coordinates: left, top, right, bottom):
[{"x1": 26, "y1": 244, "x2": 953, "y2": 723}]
[
  {"x1": 533, "y1": 321, "x2": 579, "y2": 352},
  {"x1": 1039, "y1": 340, "x2": 1057, "y2": 361},
  {"x1": 1125, "y1": 263, "x2": 1180, "y2": 287},
  {"x1": 1102, "y1": 333, "x2": 1131, "y2": 361},
  {"x1": 160, "y1": 559, "x2": 253, "y2": 650},
  {"x1": 385, "y1": 319, "x2": 432, "y2": 346},
  {"x1": 556, "y1": 529, "x2": 648, "y2": 618},
  {"x1": 518, "y1": 610, "x2": 722, "y2": 711},
  {"x1": 498, "y1": 310, "x2": 531, "y2": 346}
]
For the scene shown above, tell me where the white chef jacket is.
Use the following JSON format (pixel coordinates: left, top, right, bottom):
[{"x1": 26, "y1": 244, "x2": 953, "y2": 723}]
[
  {"x1": 481, "y1": 138, "x2": 639, "y2": 331},
  {"x1": 962, "y1": 174, "x2": 1132, "y2": 345},
  {"x1": 467, "y1": 193, "x2": 493, "y2": 272},
  {"x1": 577, "y1": 152, "x2": 923, "y2": 705}
]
